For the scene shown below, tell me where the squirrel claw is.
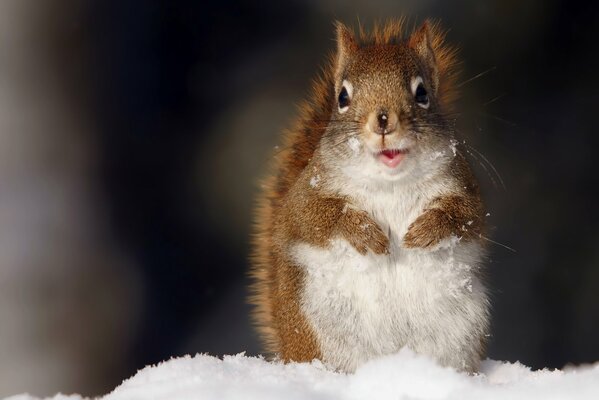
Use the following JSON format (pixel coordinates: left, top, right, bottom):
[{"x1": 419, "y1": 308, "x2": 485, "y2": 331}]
[
  {"x1": 403, "y1": 208, "x2": 449, "y2": 249},
  {"x1": 338, "y1": 209, "x2": 390, "y2": 255}
]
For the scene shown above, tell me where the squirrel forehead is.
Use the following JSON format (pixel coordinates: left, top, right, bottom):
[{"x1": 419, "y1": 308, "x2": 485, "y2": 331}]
[{"x1": 342, "y1": 45, "x2": 419, "y2": 82}]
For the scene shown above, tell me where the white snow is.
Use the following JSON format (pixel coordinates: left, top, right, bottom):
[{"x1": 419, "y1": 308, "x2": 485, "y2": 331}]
[
  {"x1": 310, "y1": 175, "x2": 321, "y2": 187},
  {"x1": 449, "y1": 139, "x2": 459, "y2": 157},
  {"x1": 7, "y1": 349, "x2": 599, "y2": 400},
  {"x1": 430, "y1": 150, "x2": 446, "y2": 160},
  {"x1": 347, "y1": 137, "x2": 361, "y2": 154}
]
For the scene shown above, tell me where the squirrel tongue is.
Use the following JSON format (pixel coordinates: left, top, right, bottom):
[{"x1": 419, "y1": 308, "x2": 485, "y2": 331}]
[{"x1": 378, "y1": 149, "x2": 406, "y2": 168}]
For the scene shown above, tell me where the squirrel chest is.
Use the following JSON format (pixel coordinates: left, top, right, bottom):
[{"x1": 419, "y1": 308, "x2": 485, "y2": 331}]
[{"x1": 289, "y1": 173, "x2": 488, "y2": 372}]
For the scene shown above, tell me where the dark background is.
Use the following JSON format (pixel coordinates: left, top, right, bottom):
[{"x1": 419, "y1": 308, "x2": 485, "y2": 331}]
[{"x1": 0, "y1": 0, "x2": 597, "y2": 397}]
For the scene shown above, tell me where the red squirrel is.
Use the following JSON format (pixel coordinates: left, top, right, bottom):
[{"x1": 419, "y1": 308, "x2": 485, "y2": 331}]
[{"x1": 250, "y1": 20, "x2": 490, "y2": 373}]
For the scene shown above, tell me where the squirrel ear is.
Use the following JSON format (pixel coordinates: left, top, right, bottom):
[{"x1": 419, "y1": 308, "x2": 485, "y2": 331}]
[
  {"x1": 409, "y1": 20, "x2": 439, "y2": 92},
  {"x1": 334, "y1": 21, "x2": 357, "y2": 78}
]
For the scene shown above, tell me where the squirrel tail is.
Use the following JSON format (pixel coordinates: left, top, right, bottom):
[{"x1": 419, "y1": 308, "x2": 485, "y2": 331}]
[{"x1": 249, "y1": 54, "x2": 335, "y2": 354}]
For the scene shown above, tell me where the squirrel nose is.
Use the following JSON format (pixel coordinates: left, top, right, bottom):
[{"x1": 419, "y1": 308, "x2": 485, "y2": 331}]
[
  {"x1": 377, "y1": 113, "x2": 388, "y2": 130},
  {"x1": 368, "y1": 111, "x2": 398, "y2": 135}
]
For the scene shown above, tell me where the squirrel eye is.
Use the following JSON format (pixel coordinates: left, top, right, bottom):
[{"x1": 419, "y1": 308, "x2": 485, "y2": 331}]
[
  {"x1": 411, "y1": 76, "x2": 430, "y2": 109},
  {"x1": 338, "y1": 87, "x2": 350, "y2": 109},
  {"x1": 338, "y1": 80, "x2": 353, "y2": 114},
  {"x1": 415, "y1": 84, "x2": 429, "y2": 107}
]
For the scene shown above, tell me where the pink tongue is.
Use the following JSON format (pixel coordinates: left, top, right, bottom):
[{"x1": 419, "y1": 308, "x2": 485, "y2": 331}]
[{"x1": 378, "y1": 150, "x2": 405, "y2": 168}]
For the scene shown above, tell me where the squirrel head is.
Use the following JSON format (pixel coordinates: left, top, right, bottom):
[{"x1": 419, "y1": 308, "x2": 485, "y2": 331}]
[{"x1": 320, "y1": 20, "x2": 459, "y2": 183}]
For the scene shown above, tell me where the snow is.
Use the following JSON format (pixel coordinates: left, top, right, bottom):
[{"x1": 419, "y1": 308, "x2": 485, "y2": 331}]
[
  {"x1": 7, "y1": 349, "x2": 599, "y2": 400},
  {"x1": 449, "y1": 139, "x2": 459, "y2": 157},
  {"x1": 430, "y1": 150, "x2": 446, "y2": 160},
  {"x1": 347, "y1": 137, "x2": 361, "y2": 154},
  {"x1": 310, "y1": 175, "x2": 321, "y2": 187}
]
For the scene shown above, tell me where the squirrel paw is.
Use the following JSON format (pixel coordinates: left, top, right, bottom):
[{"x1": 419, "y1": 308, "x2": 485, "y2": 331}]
[
  {"x1": 338, "y1": 209, "x2": 389, "y2": 255},
  {"x1": 403, "y1": 208, "x2": 452, "y2": 249}
]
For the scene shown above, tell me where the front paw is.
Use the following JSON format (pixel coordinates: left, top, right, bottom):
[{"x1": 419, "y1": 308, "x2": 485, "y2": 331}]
[
  {"x1": 403, "y1": 208, "x2": 453, "y2": 249},
  {"x1": 338, "y1": 209, "x2": 389, "y2": 255}
]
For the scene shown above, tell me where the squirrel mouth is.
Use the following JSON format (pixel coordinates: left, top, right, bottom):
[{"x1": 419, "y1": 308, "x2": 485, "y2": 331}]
[{"x1": 376, "y1": 148, "x2": 408, "y2": 168}]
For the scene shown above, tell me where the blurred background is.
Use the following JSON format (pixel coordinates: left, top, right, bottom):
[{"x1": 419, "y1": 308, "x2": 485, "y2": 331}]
[{"x1": 0, "y1": 0, "x2": 597, "y2": 397}]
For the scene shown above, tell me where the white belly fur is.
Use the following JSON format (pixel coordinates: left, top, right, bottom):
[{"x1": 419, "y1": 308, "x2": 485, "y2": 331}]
[{"x1": 290, "y1": 180, "x2": 490, "y2": 372}]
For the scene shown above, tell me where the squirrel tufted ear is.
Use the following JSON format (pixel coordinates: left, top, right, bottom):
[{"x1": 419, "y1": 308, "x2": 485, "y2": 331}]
[
  {"x1": 334, "y1": 21, "x2": 358, "y2": 78},
  {"x1": 409, "y1": 20, "x2": 439, "y2": 92}
]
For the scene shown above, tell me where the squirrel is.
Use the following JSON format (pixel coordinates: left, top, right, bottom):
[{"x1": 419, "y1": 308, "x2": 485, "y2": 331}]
[{"x1": 250, "y1": 19, "x2": 490, "y2": 373}]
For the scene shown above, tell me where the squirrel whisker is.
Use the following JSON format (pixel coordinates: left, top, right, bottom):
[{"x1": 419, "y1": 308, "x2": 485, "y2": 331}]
[{"x1": 464, "y1": 143, "x2": 506, "y2": 191}]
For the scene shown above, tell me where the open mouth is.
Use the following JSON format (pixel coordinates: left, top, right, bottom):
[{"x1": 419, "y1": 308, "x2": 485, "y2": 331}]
[{"x1": 376, "y1": 148, "x2": 409, "y2": 168}]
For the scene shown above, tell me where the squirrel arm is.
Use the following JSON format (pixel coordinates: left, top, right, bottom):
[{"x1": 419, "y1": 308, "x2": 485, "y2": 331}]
[
  {"x1": 277, "y1": 179, "x2": 389, "y2": 255},
  {"x1": 403, "y1": 193, "x2": 484, "y2": 249},
  {"x1": 282, "y1": 190, "x2": 347, "y2": 247}
]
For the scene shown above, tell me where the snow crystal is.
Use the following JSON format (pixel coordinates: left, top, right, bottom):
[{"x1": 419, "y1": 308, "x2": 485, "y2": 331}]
[
  {"x1": 432, "y1": 235, "x2": 478, "y2": 298},
  {"x1": 310, "y1": 175, "x2": 321, "y2": 188},
  {"x1": 347, "y1": 137, "x2": 361, "y2": 154},
  {"x1": 430, "y1": 150, "x2": 445, "y2": 160},
  {"x1": 436, "y1": 234, "x2": 462, "y2": 250},
  {"x1": 449, "y1": 139, "x2": 459, "y2": 157},
  {"x1": 10, "y1": 349, "x2": 599, "y2": 400}
]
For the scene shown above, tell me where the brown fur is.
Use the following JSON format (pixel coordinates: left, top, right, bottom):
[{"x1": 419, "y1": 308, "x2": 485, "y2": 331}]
[
  {"x1": 250, "y1": 19, "x2": 471, "y2": 363},
  {"x1": 277, "y1": 165, "x2": 390, "y2": 255},
  {"x1": 249, "y1": 61, "x2": 336, "y2": 360}
]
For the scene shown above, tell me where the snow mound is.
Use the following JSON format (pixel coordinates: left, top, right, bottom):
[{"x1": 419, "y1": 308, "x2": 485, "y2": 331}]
[{"x1": 7, "y1": 349, "x2": 599, "y2": 400}]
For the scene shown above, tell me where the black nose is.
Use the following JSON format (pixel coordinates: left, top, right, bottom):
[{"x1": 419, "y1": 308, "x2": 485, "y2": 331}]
[{"x1": 377, "y1": 112, "x2": 388, "y2": 133}]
